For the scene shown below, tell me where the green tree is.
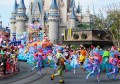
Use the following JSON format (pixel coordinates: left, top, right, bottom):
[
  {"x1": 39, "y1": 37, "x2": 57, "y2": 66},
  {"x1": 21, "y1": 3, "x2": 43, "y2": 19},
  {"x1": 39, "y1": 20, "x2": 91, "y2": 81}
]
[{"x1": 94, "y1": 3, "x2": 120, "y2": 47}]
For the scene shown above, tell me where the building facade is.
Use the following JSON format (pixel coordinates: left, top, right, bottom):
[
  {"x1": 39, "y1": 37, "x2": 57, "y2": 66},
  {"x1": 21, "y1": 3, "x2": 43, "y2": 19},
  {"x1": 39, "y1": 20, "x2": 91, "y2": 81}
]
[{"x1": 10, "y1": 0, "x2": 92, "y2": 44}]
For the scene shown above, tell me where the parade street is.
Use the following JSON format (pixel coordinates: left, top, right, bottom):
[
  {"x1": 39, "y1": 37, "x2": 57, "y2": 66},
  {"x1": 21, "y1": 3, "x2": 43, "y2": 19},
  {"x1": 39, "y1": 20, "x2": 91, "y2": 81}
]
[{"x1": 1, "y1": 62, "x2": 120, "y2": 84}]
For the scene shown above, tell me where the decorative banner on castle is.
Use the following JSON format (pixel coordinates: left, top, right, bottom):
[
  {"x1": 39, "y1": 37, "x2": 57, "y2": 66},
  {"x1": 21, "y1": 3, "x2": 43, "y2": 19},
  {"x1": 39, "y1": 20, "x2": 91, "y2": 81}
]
[
  {"x1": 64, "y1": 30, "x2": 67, "y2": 40},
  {"x1": 67, "y1": 28, "x2": 72, "y2": 39}
]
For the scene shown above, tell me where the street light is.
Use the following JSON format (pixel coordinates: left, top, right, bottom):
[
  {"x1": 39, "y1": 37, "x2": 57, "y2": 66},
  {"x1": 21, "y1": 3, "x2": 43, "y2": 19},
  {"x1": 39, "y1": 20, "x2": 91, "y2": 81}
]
[{"x1": 61, "y1": 33, "x2": 64, "y2": 41}]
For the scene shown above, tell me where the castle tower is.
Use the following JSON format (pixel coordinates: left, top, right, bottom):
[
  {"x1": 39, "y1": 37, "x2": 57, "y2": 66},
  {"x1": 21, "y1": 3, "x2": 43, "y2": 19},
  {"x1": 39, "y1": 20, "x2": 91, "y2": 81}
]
[
  {"x1": 48, "y1": 0, "x2": 59, "y2": 44},
  {"x1": 70, "y1": 7, "x2": 76, "y2": 29},
  {"x1": 16, "y1": 0, "x2": 26, "y2": 39},
  {"x1": 69, "y1": 0, "x2": 76, "y2": 11},
  {"x1": 67, "y1": 0, "x2": 71, "y2": 12},
  {"x1": 10, "y1": 0, "x2": 17, "y2": 40},
  {"x1": 59, "y1": 0, "x2": 67, "y2": 23},
  {"x1": 76, "y1": 2, "x2": 82, "y2": 22}
]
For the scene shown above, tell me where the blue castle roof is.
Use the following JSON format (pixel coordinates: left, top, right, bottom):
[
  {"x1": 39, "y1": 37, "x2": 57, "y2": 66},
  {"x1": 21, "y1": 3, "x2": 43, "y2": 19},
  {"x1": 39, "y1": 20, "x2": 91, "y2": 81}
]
[
  {"x1": 77, "y1": 3, "x2": 81, "y2": 14},
  {"x1": 50, "y1": 0, "x2": 58, "y2": 9},
  {"x1": 18, "y1": 0, "x2": 26, "y2": 9},
  {"x1": 70, "y1": 7, "x2": 76, "y2": 19},
  {"x1": 32, "y1": 0, "x2": 43, "y2": 13},
  {"x1": 70, "y1": 0, "x2": 76, "y2": 8},
  {"x1": 12, "y1": 0, "x2": 17, "y2": 13}
]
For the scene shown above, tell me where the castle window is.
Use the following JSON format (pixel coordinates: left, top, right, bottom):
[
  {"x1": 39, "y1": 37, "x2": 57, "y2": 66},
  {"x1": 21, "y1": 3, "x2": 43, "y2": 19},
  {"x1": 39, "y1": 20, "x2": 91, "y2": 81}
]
[
  {"x1": 81, "y1": 33, "x2": 87, "y2": 39},
  {"x1": 73, "y1": 33, "x2": 79, "y2": 40}
]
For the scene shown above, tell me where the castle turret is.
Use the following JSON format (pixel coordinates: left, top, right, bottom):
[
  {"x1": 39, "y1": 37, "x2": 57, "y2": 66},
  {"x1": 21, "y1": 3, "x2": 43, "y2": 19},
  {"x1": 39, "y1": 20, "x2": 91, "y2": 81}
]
[
  {"x1": 16, "y1": 0, "x2": 26, "y2": 39},
  {"x1": 48, "y1": 0, "x2": 59, "y2": 44},
  {"x1": 69, "y1": 0, "x2": 76, "y2": 11},
  {"x1": 76, "y1": 2, "x2": 82, "y2": 22},
  {"x1": 76, "y1": 2, "x2": 81, "y2": 14},
  {"x1": 67, "y1": 0, "x2": 71, "y2": 12},
  {"x1": 10, "y1": 0, "x2": 17, "y2": 40},
  {"x1": 70, "y1": 7, "x2": 76, "y2": 29}
]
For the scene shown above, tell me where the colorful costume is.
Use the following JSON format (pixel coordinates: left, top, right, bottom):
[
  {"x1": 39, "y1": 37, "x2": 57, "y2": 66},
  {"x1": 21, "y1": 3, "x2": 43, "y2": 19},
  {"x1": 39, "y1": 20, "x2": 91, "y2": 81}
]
[
  {"x1": 70, "y1": 54, "x2": 79, "y2": 74},
  {"x1": 31, "y1": 51, "x2": 44, "y2": 75},
  {"x1": 106, "y1": 57, "x2": 119, "y2": 80},
  {"x1": 51, "y1": 58, "x2": 65, "y2": 83},
  {"x1": 79, "y1": 49, "x2": 86, "y2": 66},
  {"x1": 86, "y1": 52, "x2": 102, "y2": 82}
]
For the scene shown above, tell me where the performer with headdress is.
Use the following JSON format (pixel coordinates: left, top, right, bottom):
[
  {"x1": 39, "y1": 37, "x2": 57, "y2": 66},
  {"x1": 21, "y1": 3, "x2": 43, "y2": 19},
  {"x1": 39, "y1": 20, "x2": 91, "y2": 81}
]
[
  {"x1": 51, "y1": 57, "x2": 65, "y2": 83},
  {"x1": 86, "y1": 51, "x2": 102, "y2": 82},
  {"x1": 106, "y1": 54, "x2": 119, "y2": 80},
  {"x1": 51, "y1": 46, "x2": 65, "y2": 83},
  {"x1": 70, "y1": 50, "x2": 79, "y2": 74},
  {"x1": 31, "y1": 49, "x2": 44, "y2": 75}
]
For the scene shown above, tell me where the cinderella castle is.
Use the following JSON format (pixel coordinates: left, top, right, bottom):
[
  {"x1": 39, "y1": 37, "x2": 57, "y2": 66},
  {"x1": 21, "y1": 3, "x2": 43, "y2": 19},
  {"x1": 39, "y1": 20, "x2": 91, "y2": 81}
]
[{"x1": 10, "y1": 0, "x2": 92, "y2": 44}]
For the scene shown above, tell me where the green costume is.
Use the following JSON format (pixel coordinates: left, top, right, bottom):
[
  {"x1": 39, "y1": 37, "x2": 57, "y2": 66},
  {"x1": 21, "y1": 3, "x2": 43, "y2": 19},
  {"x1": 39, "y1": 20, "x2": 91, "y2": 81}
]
[{"x1": 51, "y1": 58, "x2": 65, "y2": 83}]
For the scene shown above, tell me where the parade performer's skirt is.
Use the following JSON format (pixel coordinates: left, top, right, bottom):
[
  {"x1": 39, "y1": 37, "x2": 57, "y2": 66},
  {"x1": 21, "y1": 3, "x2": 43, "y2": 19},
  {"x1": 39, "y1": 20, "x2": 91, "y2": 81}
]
[{"x1": 79, "y1": 55, "x2": 85, "y2": 63}]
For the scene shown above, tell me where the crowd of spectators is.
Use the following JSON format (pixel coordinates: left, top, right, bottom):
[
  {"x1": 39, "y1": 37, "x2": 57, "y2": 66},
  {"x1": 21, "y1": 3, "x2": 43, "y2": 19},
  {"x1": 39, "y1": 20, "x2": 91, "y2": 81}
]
[{"x1": 0, "y1": 46, "x2": 19, "y2": 76}]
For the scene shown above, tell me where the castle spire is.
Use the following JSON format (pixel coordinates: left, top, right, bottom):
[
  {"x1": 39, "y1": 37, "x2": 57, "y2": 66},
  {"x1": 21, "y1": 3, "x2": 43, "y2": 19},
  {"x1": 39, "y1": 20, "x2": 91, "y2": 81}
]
[
  {"x1": 70, "y1": 7, "x2": 76, "y2": 19},
  {"x1": 12, "y1": 0, "x2": 17, "y2": 13},
  {"x1": 70, "y1": 0, "x2": 76, "y2": 8},
  {"x1": 50, "y1": 0, "x2": 58, "y2": 9},
  {"x1": 18, "y1": 0, "x2": 26, "y2": 9},
  {"x1": 32, "y1": 0, "x2": 43, "y2": 13},
  {"x1": 69, "y1": 7, "x2": 76, "y2": 29},
  {"x1": 76, "y1": 2, "x2": 81, "y2": 14}
]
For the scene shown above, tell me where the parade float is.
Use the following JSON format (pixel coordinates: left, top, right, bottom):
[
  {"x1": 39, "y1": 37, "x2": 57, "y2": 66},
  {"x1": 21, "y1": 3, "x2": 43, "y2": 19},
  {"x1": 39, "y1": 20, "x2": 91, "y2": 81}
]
[{"x1": 17, "y1": 21, "x2": 53, "y2": 62}]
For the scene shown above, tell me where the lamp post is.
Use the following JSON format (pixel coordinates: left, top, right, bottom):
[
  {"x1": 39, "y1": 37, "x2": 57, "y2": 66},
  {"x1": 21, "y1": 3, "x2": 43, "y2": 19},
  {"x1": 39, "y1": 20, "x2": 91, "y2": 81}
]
[{"x1": 61, "y1": 33, "x2": 64, "y2": 41}]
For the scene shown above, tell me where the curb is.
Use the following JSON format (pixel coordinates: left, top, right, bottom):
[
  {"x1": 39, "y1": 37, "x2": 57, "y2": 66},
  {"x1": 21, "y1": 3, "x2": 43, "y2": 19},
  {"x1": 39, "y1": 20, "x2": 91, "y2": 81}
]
[{"x1": 0, "y1": 71, "x2": 19, "y2": 79}]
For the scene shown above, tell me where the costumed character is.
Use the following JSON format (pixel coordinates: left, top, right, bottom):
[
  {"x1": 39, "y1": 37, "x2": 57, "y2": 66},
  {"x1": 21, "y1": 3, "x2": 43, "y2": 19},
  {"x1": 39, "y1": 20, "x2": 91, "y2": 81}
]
[
  {"x1": 70, "y1": 50, "x2": 79, "y2": 74},
  {"x1": 79, "y1": 47, "x2": 87, "y2": 67},
  {"x1": 18, "y1": 44, "x2": 27, "y2": 61},
  {"x1": 86, "y1": 51, "x2": 102, "y2": 82},
  {"x1": 56, "y1": 46, "x2": 64, "y2": 59},
  {"x1": 31, "y1": 49, "x2": 44, "y2": 75},
  {"x1": 106, "y1": 54, "x2": 119, "y2": 80},
  {"x1": 20, "y1": 32, "x2": 28, "y2": 46},
  {"x1": 101, "y1": 48, "x2": 111, "y2": 72},
  {"x1": 27, "y1": 44, "x2": 38, "y2": 65},
  {"x1": 51, "y1": 46, "x2": 65, "y2": 83},
  {"x1": 63, "y1": 49, "x2": 72, "y2": 72},
  {"x1": 51, "y1": 57, "x2": 65, "y2": 83},
  {"x1": 83, "y1": 54, "x2": 93, "y2": 73}
]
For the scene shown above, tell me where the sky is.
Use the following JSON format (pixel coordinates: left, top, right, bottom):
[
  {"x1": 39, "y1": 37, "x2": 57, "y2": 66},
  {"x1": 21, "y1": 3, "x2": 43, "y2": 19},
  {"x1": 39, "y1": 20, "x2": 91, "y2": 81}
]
[{"x1": 0, "y1": 0, "x2": 120, "y2": 27}]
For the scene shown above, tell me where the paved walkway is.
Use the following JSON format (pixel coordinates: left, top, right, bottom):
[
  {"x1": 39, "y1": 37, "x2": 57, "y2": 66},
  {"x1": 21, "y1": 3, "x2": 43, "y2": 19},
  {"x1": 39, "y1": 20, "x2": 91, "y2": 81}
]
[{"x1": 0, "y1": 62, "x2": 36, "y2": 84}]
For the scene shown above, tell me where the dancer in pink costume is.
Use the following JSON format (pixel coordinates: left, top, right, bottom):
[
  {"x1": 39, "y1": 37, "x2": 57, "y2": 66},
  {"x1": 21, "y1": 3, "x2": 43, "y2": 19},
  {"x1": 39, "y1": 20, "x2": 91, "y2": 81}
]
[{"x1": 86, "y1": 51, "x2": 102, "y2": 82}]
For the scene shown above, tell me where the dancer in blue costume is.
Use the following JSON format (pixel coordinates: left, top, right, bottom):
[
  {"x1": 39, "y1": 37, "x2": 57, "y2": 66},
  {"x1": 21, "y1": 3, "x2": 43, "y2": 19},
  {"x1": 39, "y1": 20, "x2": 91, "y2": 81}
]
[
  {"x1": 83, "y1": 55, "x2": 93, "y2": 73},
  {"x1": 70, "y1": 50, "x2": 79, "y2": 74},
  {"x1": 18, "y1": 44, "x2": 27, "y2": 61},
  {"x1": 106, "y1": 54, "x2": 119, "y2": 80},
  {"x1": 86, "y1": 51, "x2": 102, "y2": 82}
]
